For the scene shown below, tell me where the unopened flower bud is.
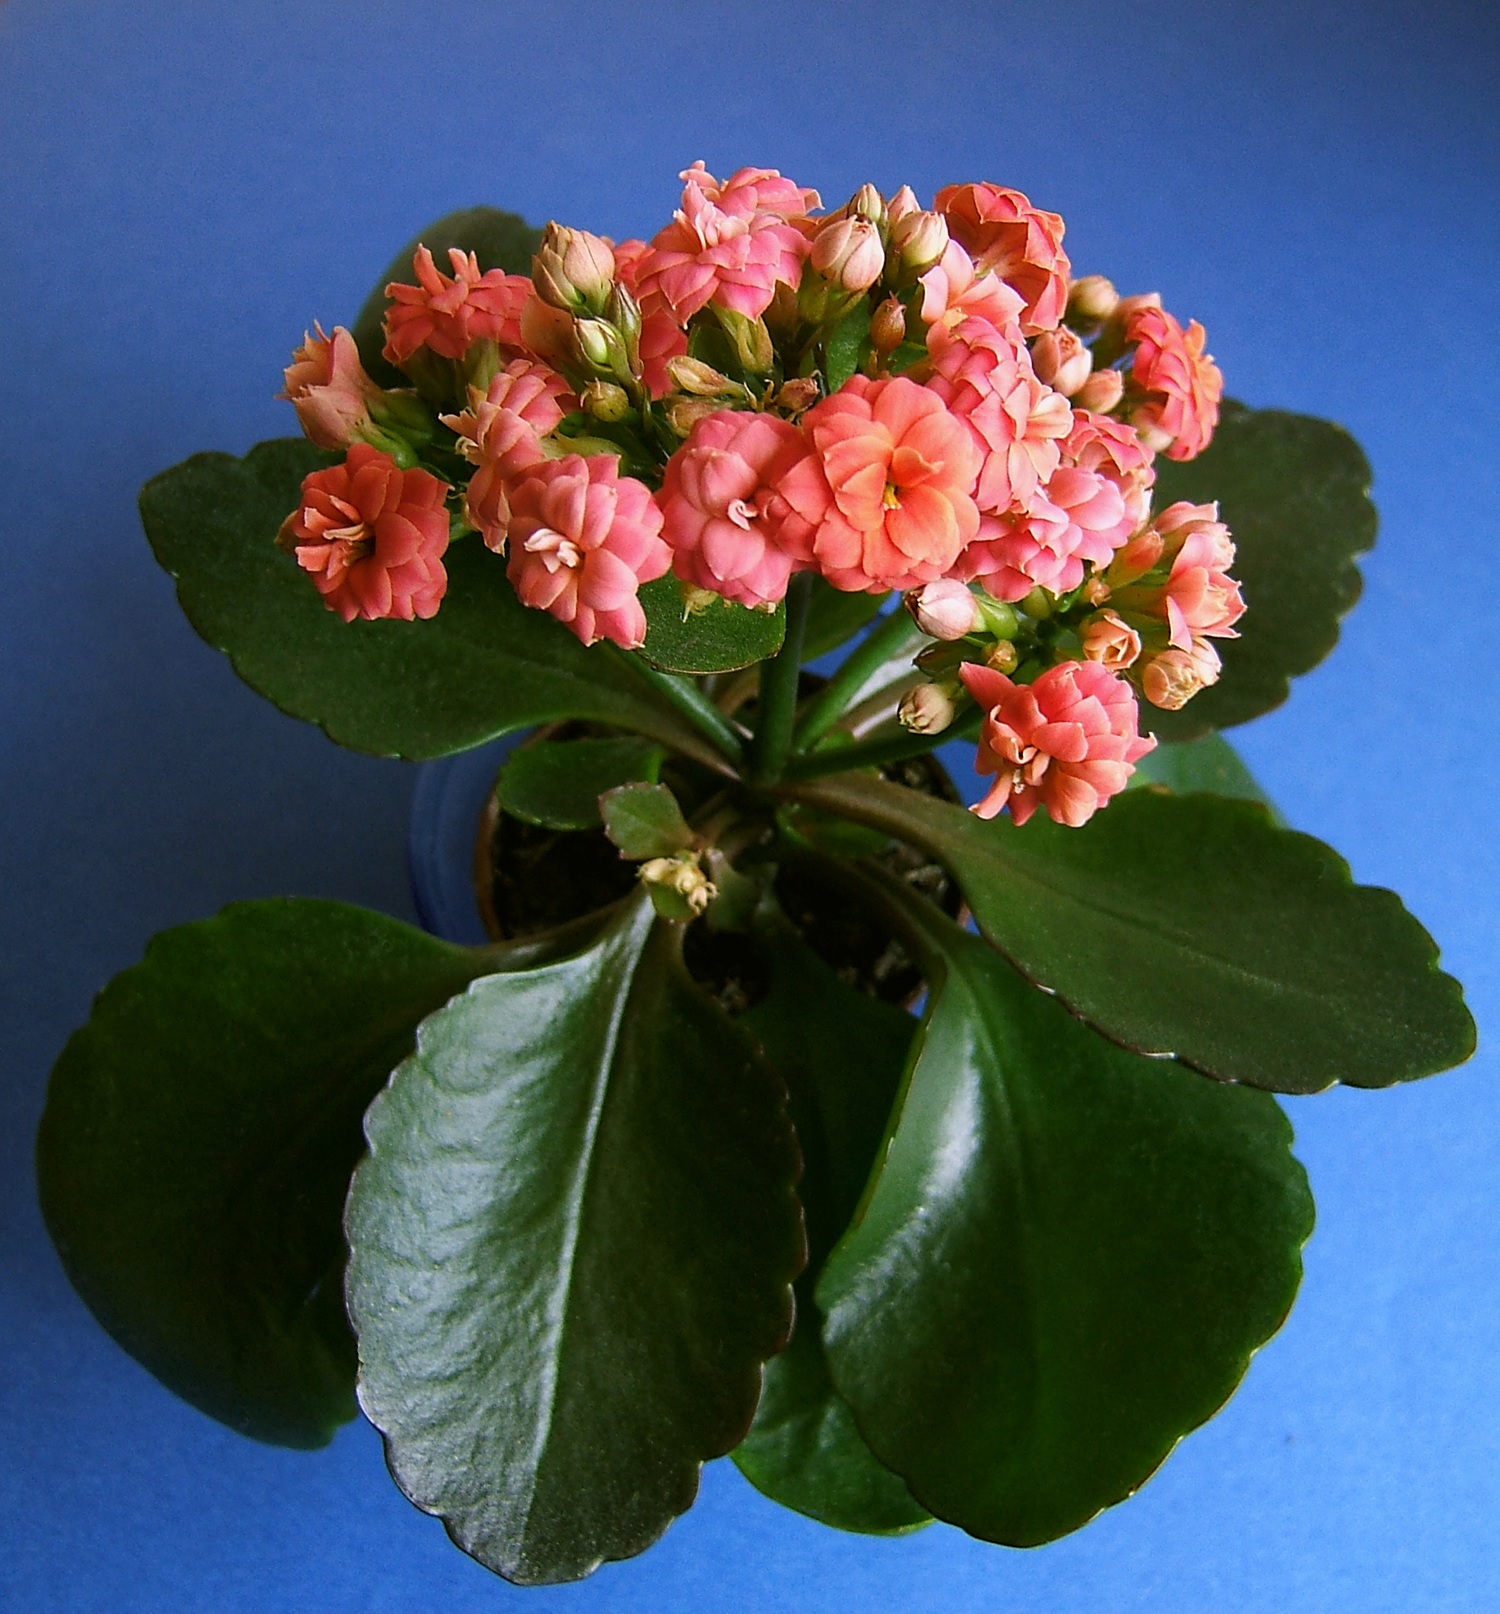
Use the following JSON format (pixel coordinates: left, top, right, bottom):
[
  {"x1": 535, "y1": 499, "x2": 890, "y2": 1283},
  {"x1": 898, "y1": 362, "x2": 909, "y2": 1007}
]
[
  {"x1": 985, "y1": 641, "x2": 1019, "y2": 673},
  {"x1": 773, "y1": 377, "x2": 821, "y2": 414},
  {"x1": 1073, "y1": 367, "x2": 1125, "y2": 414},
  {"x1": 581, "y1": 379, "x2": 632, "y2": 422},
  {"x1": 1082, "y1": 573, "x2": 1112, "y2": 606},
  {"x1": 639, "y1": 854, "x2": 717, "y2": 920},
  {"x1": 846, "y1": 182, "x2": 886, "y2": 225},
  {"x1": 811, "y1": 215, "x2": 885, "y2": 293},
  {"x1": 714, "y1": 308, "x2": 775, "y2": 375},
  {"x1": 1141, "y1": 641, "x2": 1221, "y2": 710},
  {"x1": 870, "y1": 295, "x2": 907, "y2": 355},
  {"x1": 1131, "y1": 415, "x2": 1176, "y2": 454},
  {"x1": 1080, "y1": 610, "x2": 1142, "y2": 670},
  {"x1": 906, "y1": 578, "x2": 979, "y2": 640},
  {"x1": 575, "y1": 316, "x2": 630, "y2": 377},
  {"x1": 665, "y1": 395, "x2": 722, "y2": 436},
  {"x1": 1030, "y1": 327, "x2": 1092, "y2": 397},
  {"x1": 667, "y1": 355, "x2": 735, "y2": 396},
  {"x1": 1067, "y1": 274, "x2": 1119, "y2": 324},
  {"x1": 1108, "y1": 530, "x2": 1166, "y2": 587},
  {"x1": 519, "y1": 294, "x2": 578, "y2": 366},
  {"x1": 890, "y1": 209, "x2": 949, "y2": 272},
  {"x1": 898, "y1": 681, "x2": 958, "y2": 735},
  {"x1": 886, "y1": 185, "x2": 920, "y2": 224},
  {"x1": 533, "y1": 222, "x2": 616, "y2": 314}
]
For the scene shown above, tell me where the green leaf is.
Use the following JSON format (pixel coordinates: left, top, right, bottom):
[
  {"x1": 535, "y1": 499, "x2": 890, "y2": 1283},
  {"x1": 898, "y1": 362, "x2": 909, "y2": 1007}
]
[
  {"x1": 1148, "y1": 403, "x2": 1376, "y2": 739},
  {"x1": 1129, "y1": 732, "x2": 1278, "y2": 815},
  {"x1": 140, "y1": 439, "x2": 707, "y2": 761},
  {"x1": 496, "y1": 737, "x2": 665, "y2": 831},
  {"x1": 599, "y1": 781, "x2": 695, "y2": 859},
  {"x1": 36, "y1": 900, "x2": 500, "y2": 1448},
  {"x1": 817, "y1": 876, "x2": 1314, "y2": 1546},
  {"x1": 351, "y1": 206, "x2": 543, "y2": 385},
  {"x1": 802, "y1": 577, "x2": 885, "y2": 661},
  {"x1": 345, "y1": 898, "x2": 804, "y2": 1584},
  {"x1": 734, "y1": 924, "x2": 930, "y2": 1535},
  {"x1": 824, "y1": 302, "x2": 872, "y2": 394},
  {"x1": 792, "y1": 775, "x2": 1475, "y2": 1093},
  {"x1": 638, "y1": 576, "x2": 786, "y2": 674}
]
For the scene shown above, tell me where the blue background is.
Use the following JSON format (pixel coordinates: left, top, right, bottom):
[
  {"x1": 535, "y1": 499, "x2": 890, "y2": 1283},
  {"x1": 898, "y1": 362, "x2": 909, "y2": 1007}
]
[{"x1": 3, "y1": 0, "x2": 1498, "y2": 1607}]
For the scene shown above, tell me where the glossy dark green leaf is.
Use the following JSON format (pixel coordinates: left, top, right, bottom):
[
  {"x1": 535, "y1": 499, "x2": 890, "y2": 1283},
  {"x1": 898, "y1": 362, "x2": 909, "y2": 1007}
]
[
  {"x1": 496, "y1": 737, "x2": 665, "y2": 830},
  {"x1": 638, "y1": 576, "x2": 786, "y2": 674},
  {"x1": 818, "y1": 877, "x2": 1313, "y2": 1546},
  {"x1": 1148, "y1": 404, "x2": 1376, "y2": 739},
  {"x1": 794, "y1": 774, "x2": 1475, "y2": 1093},
  {"x1": 734, "y1": 924, "x2": 930, "y2": 1535},
  {"x1": 1129, "y1": 732, "x2": 1278, "y2": 815},
  {"x1": 802, "y1": 578, "x2": 886, "y2": 661},
  {"x1": 36, "y1": 900, "x2": 500, "y2": 1447},
  {"x1": 345, "y1": 898, "x2": 804, "y2": 1585},
  {"x1": 599, "y1": 781, "x2": 694, "y2": 859},
  {"x1": 824, "y1": 302, "x2": 872, "y2": 394},
  {"x1": 140, "y1": 439, "x2": 707, "y2": 761},
  {"x1": 351, "y1": 206, "x2": 543, "y2": 385}
]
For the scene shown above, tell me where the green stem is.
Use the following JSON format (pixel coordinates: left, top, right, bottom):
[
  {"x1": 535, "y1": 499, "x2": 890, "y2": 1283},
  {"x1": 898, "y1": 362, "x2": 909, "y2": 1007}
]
[
  {"x1": 609, "y1": 648, "x2": 747, "y2": 771},
  {"x1": 783, "y1": 709, "x2": 980, "y2": 783},
  {"x1": 793, "y1": 607, "x2": 924, "y2": 751},
  {"x1": 749, "y1": 572, "x2": 814, "y2": 784}
]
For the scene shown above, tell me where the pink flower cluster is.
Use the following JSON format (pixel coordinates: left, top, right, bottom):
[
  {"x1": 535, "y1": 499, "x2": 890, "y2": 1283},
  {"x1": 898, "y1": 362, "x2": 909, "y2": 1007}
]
[{"x1": 277, "y1": 163, "x2": 1239, "y2": 826}]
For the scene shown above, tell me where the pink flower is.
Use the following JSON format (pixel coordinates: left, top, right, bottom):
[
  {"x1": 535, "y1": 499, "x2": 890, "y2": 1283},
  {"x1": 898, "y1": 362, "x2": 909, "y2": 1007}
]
[
  {"x1": 441, "y1": 360, "x2": 576, "y2": 552},
  {"x1": 1060, "y1": 410, "x2": 1156, "y2": 546},
  {"x1": 1152, "y1": 500, "x2": 1245, "y2": 647},
  {"x1": 810, "y1": 214, "x2": 886, "y2": 292},
  {"x1": 1141, "y1": 639, "x2": 1222, "y2": 710},
  {"x1": 919, "y1": 242, "x2": 1027, "y2": 339},
  {"x1": 954, "y1": 499, "x2": 1091, "y2": 601},
  {"x1": 279, "y1": 324, "x2": 384, "y2": 451},
  {"x1": 934, "y1": 183, "x2": 1071, "y2": 334},
  {"x1": 1080, "y1": 610, "x2": 1142, "y2": 670},
  {"x1": 383, "y1": 247, "x2": 530, "y2": 366},
  {"x1": 926, "y1": 318, "x2": 1073, "y2": 514},
  {"x1": 280, "y1": 444, "x2": 451, "y2": 622},
  {"x1": 635, "y1": 162, "x2": 817, "y2": 323},
  {"x1": 1126, "y1": 302, "x2": 1223, "y2": 461},
  {"x1": 613, "y1": 237, "x2": 690, "y2": 396},
  {"x1": 657, "y1": 411, "x2": 816, "y2": 609},
  {"x1": 778, "y1": 375, "x2": 981, "y2": 594},
  {"x1": 959, "y1": 659, "x2": 1155, "y2": 827},
  {"x1": 506, "y1": 455, "x2": 671, "y2": 648},
  {"x1": 1029, "y1": 326, "x2": 1092, "y2": 396}
]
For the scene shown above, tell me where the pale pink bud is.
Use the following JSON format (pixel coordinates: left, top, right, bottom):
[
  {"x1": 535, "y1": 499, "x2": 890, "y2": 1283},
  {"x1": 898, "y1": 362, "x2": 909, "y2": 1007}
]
[
  {"x1": 811, "y1": 216, "x2": 885, "y2": 292},
  {"x1": 533, "y1": 222, "x2": 616, "y2": 314},
  {"x1": 1030, "y1": 327, "x2": 1093, "y2": 397},
  {"x1": 1081, "y1": 610, "x2": 1142, "y2": 670},
  {"x1": 1067, "y1": 275, "x2": 1119, "y2": 323},
  {"x1": 1108, "y1": 529, "x2": 1166, "y2": 587},
  {"x1": 906, "y1": 579, "x2": 980, "y2": 640},
  {"x1": 1141, "y1": 640, "x2": 1221, "y2": 710},
  {"x1": 1073, "y1": 368, "x2": 1125, "y2": 414},
  {"x1": 898, "y1": 682, "x2": 958, "y2": 735},
  {"x1": 886, "y1": 185, "x2": 920, "y2": 224},
  {"x1": 869, "y1": 295, "x2": 907, "y2": 354},
  {"x1": 890, "y1": 209, "x2": 950, "y2": 272}
]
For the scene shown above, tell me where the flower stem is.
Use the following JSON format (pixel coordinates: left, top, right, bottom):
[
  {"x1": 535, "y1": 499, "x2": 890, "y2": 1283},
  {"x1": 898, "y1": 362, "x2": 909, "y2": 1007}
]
[
  {"x1": 782, "y1": 710, "x2": 980, "y2": 783},
  {"x1": 749, "y1": 572, "x2": 815, "y2": 784},
  {"x1": 610, "y1": 649, "x2": 747, "y2": 770},
  {"x1": 792, "y1": 607, "x2": 925, "y2": 752}
]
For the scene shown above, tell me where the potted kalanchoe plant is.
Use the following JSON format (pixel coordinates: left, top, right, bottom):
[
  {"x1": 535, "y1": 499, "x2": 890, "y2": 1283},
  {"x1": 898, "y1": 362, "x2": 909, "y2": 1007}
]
[{"x1": 39, "y1": 163, "x2": 1476, "y2": 1586}]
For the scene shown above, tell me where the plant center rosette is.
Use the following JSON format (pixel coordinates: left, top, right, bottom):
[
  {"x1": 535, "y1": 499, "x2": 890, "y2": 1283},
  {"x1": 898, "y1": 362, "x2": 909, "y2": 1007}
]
[{"x1": 38, "y1": 164, "x2": 1474, "y2": 1588}]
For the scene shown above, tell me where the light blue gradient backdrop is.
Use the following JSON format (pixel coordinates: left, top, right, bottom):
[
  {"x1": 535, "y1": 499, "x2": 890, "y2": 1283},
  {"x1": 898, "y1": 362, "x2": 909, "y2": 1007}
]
[{"x1": 2, "y1": 1, "x2": 1496, "y2": 1608}]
